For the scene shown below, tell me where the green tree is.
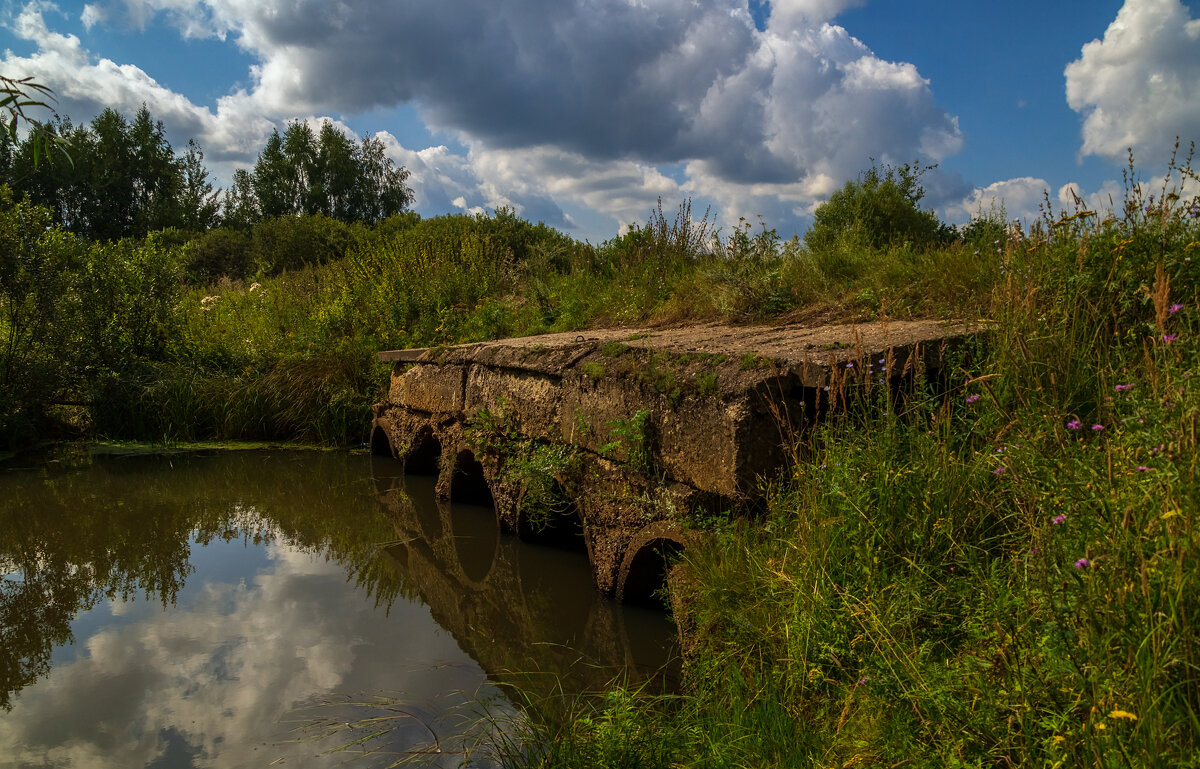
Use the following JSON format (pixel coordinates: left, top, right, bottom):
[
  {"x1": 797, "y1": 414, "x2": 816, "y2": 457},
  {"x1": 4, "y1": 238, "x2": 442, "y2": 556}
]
[
  {"x1": 221, "y1": 168, "x2": 259, "y2": 231},
  {"x1": 805, "y1": 161, "x2": 946, "y2": 252},
  {"x1": 9, "y1": 105, "x2": 201, "y2": 240},
  {"x1": 315, "y1": 120, "x2": 358, "y2": 220},
  {"x1": 252, "y1": 129, "x2": 294, "y2": 218},
  {"x1": 245, "y1": 120, "x2": 412, "y2": 225},
  {"x1": 354, "y1": 133, "x2": 412, "y2": 225},
  {"x1": 178, "y1": 139, "x2": 220, "y2": 231},
  {"x1": 128, "y1": 105, "x2": 184, "y2": 235}
]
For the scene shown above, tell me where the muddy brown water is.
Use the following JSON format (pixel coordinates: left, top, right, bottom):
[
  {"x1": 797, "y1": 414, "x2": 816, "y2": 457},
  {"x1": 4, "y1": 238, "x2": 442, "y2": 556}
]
[{"x1": 0, "y1": 449, "x2": 677, "y2": 768}]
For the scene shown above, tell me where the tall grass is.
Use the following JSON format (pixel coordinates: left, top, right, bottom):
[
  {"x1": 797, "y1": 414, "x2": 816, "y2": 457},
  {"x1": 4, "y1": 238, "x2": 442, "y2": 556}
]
[
  {"x1": 136, "y1": 199, "x2": 1004, "y2": 448},
  {"x1": 477, "y1": 157, "x2": 1200, "y2": 768}
]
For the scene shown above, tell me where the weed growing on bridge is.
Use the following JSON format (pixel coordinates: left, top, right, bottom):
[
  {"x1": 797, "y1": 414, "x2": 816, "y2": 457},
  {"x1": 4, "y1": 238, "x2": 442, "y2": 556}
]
[
  {"x1": 599, "y1": 409, "x2": 654, "y2": 476},
  {"x1": 464, "y1": 403, "x2": 583, "y2": 536},
  {"x1": 582, "y1": 361, "x2": 606, "y2": 381},
  {"x1": 693, "y1": 372, "x2": 718, "y2": 398}
]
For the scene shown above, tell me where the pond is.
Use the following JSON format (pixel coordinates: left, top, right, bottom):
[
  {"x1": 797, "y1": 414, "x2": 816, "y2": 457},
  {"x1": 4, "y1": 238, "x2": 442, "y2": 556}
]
[{"x1": 0, "y1": 449, "x2": 677, "y2": 768}]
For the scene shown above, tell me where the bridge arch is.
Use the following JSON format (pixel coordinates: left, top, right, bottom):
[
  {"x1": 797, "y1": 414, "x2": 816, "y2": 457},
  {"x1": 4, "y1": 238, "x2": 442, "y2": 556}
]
[
  {"x1": 370, "y1": 423, "x2": 395, "y2": 458},
  {"x1": 450, "y1": 448, "x2": 495, "y2": 509},
  {"x1": 404, "y1": 427, "x2": 442, "y2": 476},
  {"x1": 617, "y1": 523, "x2": 693, "y2": 606}
]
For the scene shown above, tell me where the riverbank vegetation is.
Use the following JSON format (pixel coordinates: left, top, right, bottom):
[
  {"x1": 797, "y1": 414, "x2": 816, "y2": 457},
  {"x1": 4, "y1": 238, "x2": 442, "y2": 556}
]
[
  {"x1": 482, "y1": 157, "x2": 1199, "y2": 768},
  {"x1": 0, "y1": 108, "x2": 1000, "y2": 450},
  {"x1": 2, "y1": 101, "x2": 1198, "y2": 765}
]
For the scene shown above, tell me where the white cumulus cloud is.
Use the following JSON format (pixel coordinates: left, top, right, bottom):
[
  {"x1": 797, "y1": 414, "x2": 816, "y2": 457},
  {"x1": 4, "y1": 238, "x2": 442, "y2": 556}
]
[
  {"x1": 946, "y1": 177, "x2": 1051, "y2": 225},
  {"x1": 1066, "y1": 0, "x2": 1200, "y2": 165},
  {"x1": 2, "y1": 0, "x2": 966, "y2": 237},
  {"x1": 80, "y1": 3, "x2": 105, "y2": 29}
]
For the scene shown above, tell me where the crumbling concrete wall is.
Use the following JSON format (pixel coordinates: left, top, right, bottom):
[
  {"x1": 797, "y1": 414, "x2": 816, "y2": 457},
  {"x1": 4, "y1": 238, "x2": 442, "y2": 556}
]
[{"x1": 372, "y1": 322, "x2": 982, "y2": 602}]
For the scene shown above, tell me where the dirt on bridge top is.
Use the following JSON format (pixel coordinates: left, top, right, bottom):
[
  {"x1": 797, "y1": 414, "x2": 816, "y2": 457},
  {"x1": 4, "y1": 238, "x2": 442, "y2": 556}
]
[{"x1": 379, "y1": 318, "x2": 989, "y2": 372}]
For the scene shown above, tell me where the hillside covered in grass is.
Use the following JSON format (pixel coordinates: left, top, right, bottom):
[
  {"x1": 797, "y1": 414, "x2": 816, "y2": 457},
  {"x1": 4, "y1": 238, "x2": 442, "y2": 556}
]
[{"x1": 1, "y1": 163, "x2": 1007, "y2": 451}]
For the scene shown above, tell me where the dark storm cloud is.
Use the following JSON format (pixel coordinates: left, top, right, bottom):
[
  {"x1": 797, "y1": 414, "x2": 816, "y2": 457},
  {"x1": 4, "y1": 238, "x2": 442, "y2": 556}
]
[{"x1": 236, "y1": 0, "x2": 750, "y2": 159}]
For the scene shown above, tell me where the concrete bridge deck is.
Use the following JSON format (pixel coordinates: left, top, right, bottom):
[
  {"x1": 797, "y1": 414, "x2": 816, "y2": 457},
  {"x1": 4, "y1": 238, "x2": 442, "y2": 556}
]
[{"x1": 371, "y1": 319, "x2": 986, "y2": 604}]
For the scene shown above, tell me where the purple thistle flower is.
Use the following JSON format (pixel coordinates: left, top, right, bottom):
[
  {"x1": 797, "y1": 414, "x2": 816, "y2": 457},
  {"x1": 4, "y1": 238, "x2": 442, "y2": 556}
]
[
  {"x1": 1168, "y1": 303, "x2": 1184, "y2": 314},
  {"x1": 1162, "y1": 334, "x2": 1178, "y2": 343},
  {"x1": 1115, "y1": 384, "x2": 1133, "y2": 392},
  {"x1": 1052, "y1": 514, "x2": 1066, "y2": 525},
  {"x1": 1135, "y1": 466, "x2": 1151, "y2": 472},
  {"x1": 1091, "y1": 424, "x2": 1105, "y2": 431},
  {"x1": 1075, "y1": 558, "x2": 1090, "y2": 569},
  {"x1": 966, "y1": 394, "x2": 980, "y2": 404},
  {"x1": 993, "y1": 466, "x2": 1007, "y2": 475},
  {"x1": 1067, "y1": 419, "x2": 1083, "y2": 430}
]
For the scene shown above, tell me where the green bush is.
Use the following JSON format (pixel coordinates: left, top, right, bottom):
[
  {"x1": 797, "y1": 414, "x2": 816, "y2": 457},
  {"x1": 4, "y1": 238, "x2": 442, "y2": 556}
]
[
  {"x1": 251, "y1": 213, "x2": 367, "y2": 276},
  {"x1": 75, "y1": 234, "x2": 187, "y2": 370},
  {"x1": 805, "y1": 161, "x2": 947, "y2": 252},
  {"x1": 0, "y1": 188, "x2": 82, "y2": 444},
  {"x1": 184, "y1": 227, "x2": 253, "y2": 283}
]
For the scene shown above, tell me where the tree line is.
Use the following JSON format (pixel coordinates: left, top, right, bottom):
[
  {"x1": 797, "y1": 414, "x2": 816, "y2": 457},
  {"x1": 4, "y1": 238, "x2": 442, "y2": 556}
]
[{"x1": 0, "y1": 105, "x2": 414, "y2": 241}]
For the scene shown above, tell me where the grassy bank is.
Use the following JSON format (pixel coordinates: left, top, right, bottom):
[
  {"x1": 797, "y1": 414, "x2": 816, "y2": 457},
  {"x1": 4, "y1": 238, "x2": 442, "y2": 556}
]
[
  {"x1": 473, "y1": 173, "x2": 1200, "y2": 767},
  {"x1": 2, "y1": 189, "x2": 1000, "y2": 449}
]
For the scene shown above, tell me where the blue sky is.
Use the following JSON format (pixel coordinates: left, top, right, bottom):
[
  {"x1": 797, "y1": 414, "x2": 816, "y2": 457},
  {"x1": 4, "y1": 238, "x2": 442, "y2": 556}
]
[{"x1": 2, "y1": 0, "x2": 1198, "y2": 241}]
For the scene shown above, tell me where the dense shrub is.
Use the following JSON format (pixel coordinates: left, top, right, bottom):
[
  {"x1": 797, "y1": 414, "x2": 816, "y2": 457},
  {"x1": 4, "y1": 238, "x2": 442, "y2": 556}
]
[
  {"x1": 0, "y1": 188, "x2": 188, "y2": 446},
  {"x1": 184, "y1": 227, "x2": 253, "y2": 283},
  {"x1": 251, "y1": 213, "x2": 368, "y2": 276},
  {"x1": 0, "y1": 188, "x2": 82, "y2": 444},
  {"x1": 806, "y1": 161, "x2": 948, "y2": 252}
]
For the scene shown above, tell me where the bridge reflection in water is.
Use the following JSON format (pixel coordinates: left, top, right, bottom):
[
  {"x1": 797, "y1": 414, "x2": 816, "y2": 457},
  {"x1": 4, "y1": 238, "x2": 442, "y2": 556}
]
[{"x1": 371, "y1": 456, "x2": 680, "y2": 698}]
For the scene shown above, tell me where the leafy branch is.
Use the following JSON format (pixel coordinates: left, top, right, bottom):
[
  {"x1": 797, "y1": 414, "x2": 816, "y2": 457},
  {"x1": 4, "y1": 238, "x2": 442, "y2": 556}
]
[{"x1": 0, "y1": 75, "x2": 70, "y2": 166}]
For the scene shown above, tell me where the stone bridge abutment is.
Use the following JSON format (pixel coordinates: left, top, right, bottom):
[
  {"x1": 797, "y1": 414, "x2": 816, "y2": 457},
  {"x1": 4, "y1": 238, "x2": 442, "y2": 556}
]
[{"x1": 372, "y1": 321, "x2": 984, "y2": 604}]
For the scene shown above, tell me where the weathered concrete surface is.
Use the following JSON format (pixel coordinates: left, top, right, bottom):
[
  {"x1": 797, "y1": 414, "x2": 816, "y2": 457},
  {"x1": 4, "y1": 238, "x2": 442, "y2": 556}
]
[{"x1": 372, "y1": 319, "x2": 986, "y2": 602}]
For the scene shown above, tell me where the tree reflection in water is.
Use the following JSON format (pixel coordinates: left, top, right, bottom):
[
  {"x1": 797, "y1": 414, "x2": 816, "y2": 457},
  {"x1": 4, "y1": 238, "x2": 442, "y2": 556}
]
[
  {"x1": 0, "y1": 449, "x2": 407, "y2": 711},
  {"x1": 0, "y1": 448, "x2": 675, "y2": 767}
]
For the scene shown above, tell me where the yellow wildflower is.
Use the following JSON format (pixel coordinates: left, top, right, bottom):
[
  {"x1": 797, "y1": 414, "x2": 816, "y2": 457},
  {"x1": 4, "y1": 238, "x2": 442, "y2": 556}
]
[{"x1": 1109, "y1": 709, "x2": 1138, "y2": 721}]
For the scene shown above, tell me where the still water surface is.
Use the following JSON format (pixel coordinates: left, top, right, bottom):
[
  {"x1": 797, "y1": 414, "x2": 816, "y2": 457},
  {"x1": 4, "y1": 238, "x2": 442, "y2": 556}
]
[{"x1": 0, "y1": 450, "x2": 675, "y2": 768}]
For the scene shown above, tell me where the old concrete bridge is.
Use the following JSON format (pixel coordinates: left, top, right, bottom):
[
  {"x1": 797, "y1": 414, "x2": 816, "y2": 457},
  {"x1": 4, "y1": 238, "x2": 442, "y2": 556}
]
[{"x1": 371, "y1": 320, "x2": 984, "y2": 605}]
